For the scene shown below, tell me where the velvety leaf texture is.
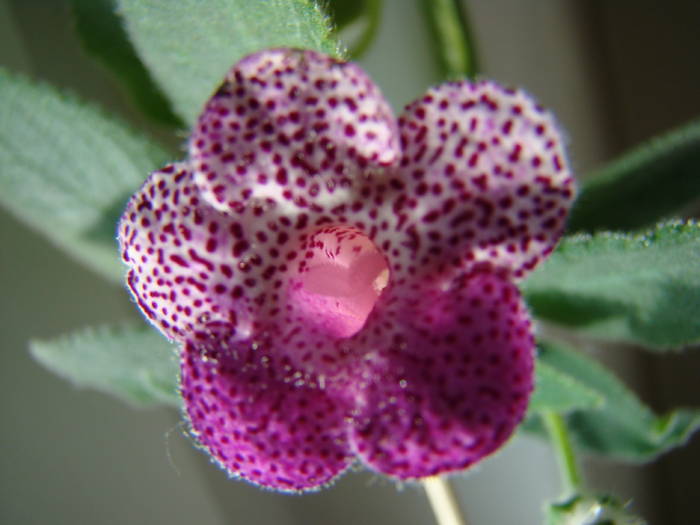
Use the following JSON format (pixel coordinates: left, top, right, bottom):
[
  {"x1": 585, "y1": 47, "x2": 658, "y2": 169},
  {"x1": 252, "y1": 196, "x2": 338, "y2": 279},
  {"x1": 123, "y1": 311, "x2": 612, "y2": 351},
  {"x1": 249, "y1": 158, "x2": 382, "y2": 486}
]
[
  {"x1": 523, "y1": 221, "x2": 700, "y2": 350},
  {"x1": 527, "y1": 343, "x2": 700, "y2": 461},
  {"x1": 0, "y1": 67, "x2": 171, "y2": 282},
  {"x1": 529, "y1": 360, "x2": 603, "y2": 415},
  {"x1": 117, "y1": 0, "x2": 340, "y2": 124},
  {"x1": 70, "y1": 0, "x2": 181, "y2": 126},
  {"x1": 570, "y1": 119, "x2": 700, "y2": 232},
  {"x1": 31, "y1": 324, "x2": 180, "y2": 407}
]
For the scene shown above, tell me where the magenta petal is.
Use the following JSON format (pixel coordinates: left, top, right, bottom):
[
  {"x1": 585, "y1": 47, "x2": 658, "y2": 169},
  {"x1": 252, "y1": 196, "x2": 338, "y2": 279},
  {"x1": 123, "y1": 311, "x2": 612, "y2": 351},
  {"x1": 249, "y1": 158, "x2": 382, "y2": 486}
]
[
  {"x1": 181, "y1": 342, "x2": 354, "y2": 492},
  {"x1": 397, "y1": 81, "x2": 576, "y2": 279},
  {"x1": 190, "y1": 48, "x2": 399, "y2": 214},
  {"x1": 349, "y1": 272, "x2": 534, "y2": 479}
]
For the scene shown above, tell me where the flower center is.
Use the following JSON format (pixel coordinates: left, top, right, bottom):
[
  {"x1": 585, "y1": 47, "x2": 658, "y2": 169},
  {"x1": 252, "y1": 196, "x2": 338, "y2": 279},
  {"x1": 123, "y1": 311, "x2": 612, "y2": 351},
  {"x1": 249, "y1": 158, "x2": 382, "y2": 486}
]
[{"x1": 289, "y1": 226, "x2": 390, "y2": 339}]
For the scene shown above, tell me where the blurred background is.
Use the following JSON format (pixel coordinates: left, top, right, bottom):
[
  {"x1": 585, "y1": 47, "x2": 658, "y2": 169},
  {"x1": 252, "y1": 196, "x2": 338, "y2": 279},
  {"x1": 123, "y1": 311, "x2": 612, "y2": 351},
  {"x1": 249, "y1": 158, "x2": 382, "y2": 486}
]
[{"x1": 2, "y1": 1, "x2": 699, "y2": 523}]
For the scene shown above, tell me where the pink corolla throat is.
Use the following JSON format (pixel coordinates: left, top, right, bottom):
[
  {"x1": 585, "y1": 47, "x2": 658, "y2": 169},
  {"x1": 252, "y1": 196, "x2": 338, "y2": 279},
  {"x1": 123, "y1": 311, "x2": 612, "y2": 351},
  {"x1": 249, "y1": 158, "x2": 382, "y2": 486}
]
[{"x1": 289, "y1": 226, "x2": 390, "y2": 339}]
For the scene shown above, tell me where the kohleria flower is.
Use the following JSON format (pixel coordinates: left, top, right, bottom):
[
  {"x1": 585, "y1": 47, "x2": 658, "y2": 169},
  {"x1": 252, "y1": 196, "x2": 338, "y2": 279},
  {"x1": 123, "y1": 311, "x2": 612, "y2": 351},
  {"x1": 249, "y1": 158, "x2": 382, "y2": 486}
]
[{"x1": 118, "y1": 48, "x2": 575, "y2": 492}]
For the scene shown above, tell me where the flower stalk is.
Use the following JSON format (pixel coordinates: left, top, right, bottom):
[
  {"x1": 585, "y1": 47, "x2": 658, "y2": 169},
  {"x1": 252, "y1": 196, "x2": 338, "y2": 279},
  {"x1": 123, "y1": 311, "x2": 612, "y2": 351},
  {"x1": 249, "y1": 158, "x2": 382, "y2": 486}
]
[
  {"x1": 542, "y1": 411, "x2": 583, "y2": 495},
  {"x1": 423, "y1": 476, "x2": 469, "y2": 525}
]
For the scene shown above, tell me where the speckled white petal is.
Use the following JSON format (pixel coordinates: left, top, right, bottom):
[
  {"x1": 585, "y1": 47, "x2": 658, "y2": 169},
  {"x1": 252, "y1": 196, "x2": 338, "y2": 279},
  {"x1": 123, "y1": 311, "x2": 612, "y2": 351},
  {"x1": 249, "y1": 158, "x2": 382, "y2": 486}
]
[
  {"x1": 190, "y1": 48, "x2": 399, "y2": 216},
  {"x1": 396, "y1": 81, "x2": 576, "y2": 280}
]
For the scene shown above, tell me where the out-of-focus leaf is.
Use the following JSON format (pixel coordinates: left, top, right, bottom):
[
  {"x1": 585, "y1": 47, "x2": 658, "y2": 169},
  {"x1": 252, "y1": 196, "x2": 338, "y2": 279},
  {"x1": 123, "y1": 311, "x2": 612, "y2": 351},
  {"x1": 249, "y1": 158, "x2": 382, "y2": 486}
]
[
  {"x1": 523, "y1": 343, "x2": 700, "y2": 462},
  {"x1": 529, "y1": 359, "x2": 603, "y2": 415},
  {"x1": 0, "y1": 68, "x2": 170, "y2": 282},
  {"x1": 70, "y1": 0, "x2": 181, "y2": 127},
  {"x1": 326, "y1": 0, "x2": 383, "y2": 59},
  {"x1": 117, "y1": 0, "x2": 340, "y2": 125},
  {"x1": 31, "y1": 324, "x2": 180, "y2": 407},
  {"x1": 570, "y1": 119, "x2": 700, "y2": 232},
  {"x1": 524, "y1": 221, "x2": 700, "y2": 350},
  {"x1": 326, "y1": 0, "x2": 367, "y2": 30}
]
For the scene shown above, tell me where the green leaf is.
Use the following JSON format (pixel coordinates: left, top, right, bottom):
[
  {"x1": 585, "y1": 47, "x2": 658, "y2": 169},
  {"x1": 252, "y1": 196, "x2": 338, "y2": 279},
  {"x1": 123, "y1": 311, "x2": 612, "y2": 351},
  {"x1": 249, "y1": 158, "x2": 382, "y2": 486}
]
[
  {"x1": 529, "y1": 360, "x2": 603, "y2": 415},
  {"x1": 70, "y1": 0, "x2": 182, "y2": 127},
  {"x1": 524, "y1": 221, "x2": 700, "y2": 350},
  {"x1": 570, "y1": 118, "x2": 700, "y2": 232},
  {"x1": 0, "y1": 67, "x2": 171, "y2": 282},
  {"x1": 326, "y1": 0, "x2": 383, "y2": 59},
  {"x1": 326, "y1": 0, "x2": 367, "y2": 30},
  {"x1": 117, "y1": 0, "x2": 340, "y2": 125},
  {"x1": 525, "y1": 343, "x2": 700, "y2": 462},
  {"x1": 31, "y1": 324, "x2": 180, "y2": 407}
]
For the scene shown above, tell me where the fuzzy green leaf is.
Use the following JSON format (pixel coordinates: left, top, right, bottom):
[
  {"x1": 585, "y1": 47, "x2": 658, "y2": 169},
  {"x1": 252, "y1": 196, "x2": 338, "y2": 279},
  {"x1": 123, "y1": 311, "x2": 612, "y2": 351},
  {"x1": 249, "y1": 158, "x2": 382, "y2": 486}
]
[
  {"x1": 70, "y1": 0, "x2": 181, "y2": 126},
  {"x1": 525, "y1": 343, "x2": 700, "y2": 462},
  {"x1": 31, "y1": 324, "x2": 180, "y2": 407},
  {"x1": 117, "y1": 0, "x2": 340, "y2": 125},
  {"x1": 570, "y1": 119, "x2": 700, "y2": 232},
  {"x1": 524, "y1": 221, "x2": 700, "y2": 350},
  {"x1": 0, "y1": 68, "x2": 170, "y2": 282},
  {"x1": 529, "y1": 360, "x2": 603, "y2": 415}
]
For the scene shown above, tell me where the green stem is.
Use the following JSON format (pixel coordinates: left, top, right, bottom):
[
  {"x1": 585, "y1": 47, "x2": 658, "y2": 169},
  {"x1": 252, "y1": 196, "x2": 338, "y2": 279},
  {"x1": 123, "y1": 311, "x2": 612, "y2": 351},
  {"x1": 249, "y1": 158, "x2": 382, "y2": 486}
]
[
  {"x1": 542, "y1": 411, "x2": 583, "y2": 495},
  {"x1": 419, "y1": 0, "x2": 478, "y2": 79},
  {"x1": 348, "y1": 0, "x2": 383, "y2": 59}
]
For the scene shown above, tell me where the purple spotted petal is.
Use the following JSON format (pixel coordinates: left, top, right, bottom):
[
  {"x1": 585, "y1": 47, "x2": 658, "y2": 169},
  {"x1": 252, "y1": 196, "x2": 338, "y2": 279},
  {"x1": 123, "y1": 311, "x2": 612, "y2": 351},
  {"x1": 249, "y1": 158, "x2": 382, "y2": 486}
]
[
  {"x1": 119, "y1": 164, "x2": 387, "y2": 376},
  {"x1": 181, "y1": 342, "x2": 354, "y2": 492},
  {"x1": 119, "y1": 163, "x2": 276, "y2": 343},
  {"x1": 117, "y1": 48, "x2": 576, "y2": 491},
  {"x1": 397, "y1": 81, "x2": 575, "y2": 279},
  {"x1": 190, "y1": 48, "x2": 399, "y2": 215},
  {"x1": 348, "y1": 272, "x2": 534, "y2": 479}
]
